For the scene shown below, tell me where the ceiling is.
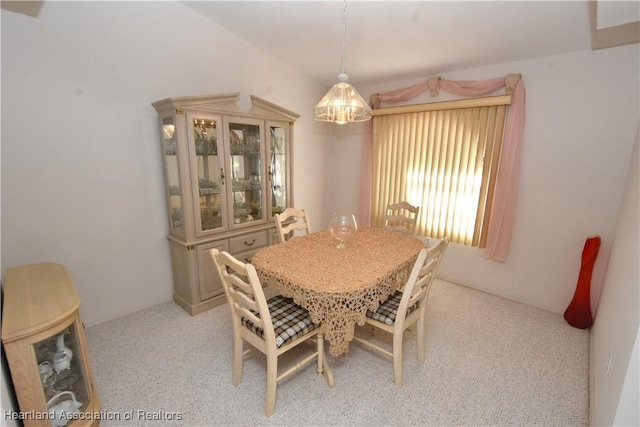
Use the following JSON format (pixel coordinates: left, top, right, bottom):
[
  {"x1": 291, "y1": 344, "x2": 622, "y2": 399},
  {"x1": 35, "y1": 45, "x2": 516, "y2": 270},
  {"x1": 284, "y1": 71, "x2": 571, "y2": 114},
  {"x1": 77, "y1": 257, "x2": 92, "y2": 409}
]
[
  {"x1": 2, "y1": 1, "x2": 637, "y2": 88},
  {"x1": 183, "y1": 0, "x2": 639, "y2": 87}
]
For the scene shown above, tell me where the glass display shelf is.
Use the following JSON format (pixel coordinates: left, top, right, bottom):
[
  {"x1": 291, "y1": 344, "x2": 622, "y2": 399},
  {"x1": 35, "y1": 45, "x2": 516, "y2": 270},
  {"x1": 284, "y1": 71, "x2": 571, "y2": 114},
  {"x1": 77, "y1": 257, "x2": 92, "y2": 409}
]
[
  {"x1": 269, "y1": 125, "x2": 288, "y2": 216},
  {"x1": 228, "y1": 120, "x2": 263, "y2": 227},
  {"x1": 34, "y1": 325, "x2": 89, "y2": 410},
  {"x1": 162, "y1": 116, "x2": 184, "y2": 235},
  {"x1": 193, "y1": 117, "x2": 224, "y2": 234}
]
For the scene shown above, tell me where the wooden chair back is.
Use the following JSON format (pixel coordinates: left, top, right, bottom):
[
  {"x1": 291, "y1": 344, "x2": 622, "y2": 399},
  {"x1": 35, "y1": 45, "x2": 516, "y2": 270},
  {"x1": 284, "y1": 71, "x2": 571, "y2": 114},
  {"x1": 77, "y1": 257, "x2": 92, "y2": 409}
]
[
  {"x1": 384, "y1": 201, "x2": 420, "y2": 235},
  {"x1": 275, "y1": 207, "x2": 311, "y2": 242},
  {"x1": 212, "y1": 249, "x2": 275, "y2": 345}
]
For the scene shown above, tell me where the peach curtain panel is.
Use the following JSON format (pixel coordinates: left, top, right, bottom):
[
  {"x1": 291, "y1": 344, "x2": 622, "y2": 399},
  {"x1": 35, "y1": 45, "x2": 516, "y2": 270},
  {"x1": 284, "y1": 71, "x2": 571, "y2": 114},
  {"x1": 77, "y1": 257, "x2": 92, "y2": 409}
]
[{"x1": 360, "y1": 75, "x2": 525, "y2": 261}]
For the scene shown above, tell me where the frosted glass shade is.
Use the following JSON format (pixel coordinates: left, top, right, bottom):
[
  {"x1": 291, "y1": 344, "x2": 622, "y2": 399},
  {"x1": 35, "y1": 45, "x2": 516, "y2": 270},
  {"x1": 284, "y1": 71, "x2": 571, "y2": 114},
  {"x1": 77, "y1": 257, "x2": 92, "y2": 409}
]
[{"x1": 314, "y1": 81, "x2": 372, "y2": 124}]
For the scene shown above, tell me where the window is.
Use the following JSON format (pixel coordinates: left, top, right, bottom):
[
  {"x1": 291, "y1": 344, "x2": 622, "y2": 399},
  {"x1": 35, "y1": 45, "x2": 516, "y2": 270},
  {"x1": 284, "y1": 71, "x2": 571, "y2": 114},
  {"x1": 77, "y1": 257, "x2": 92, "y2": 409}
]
[{"x1": 371, "y1": 95, "x2": 511, "y2": 246}]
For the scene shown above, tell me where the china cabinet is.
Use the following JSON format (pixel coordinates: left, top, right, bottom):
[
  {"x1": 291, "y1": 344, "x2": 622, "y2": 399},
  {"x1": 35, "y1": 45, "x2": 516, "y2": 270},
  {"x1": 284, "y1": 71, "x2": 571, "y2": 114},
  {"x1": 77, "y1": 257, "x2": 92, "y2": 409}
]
[
  {"x1": 1, "y1": 263, "x2": 100, "y2": 427},
  {"x1": 151, "y1": 93, "x2": 298, "y2": 315}
]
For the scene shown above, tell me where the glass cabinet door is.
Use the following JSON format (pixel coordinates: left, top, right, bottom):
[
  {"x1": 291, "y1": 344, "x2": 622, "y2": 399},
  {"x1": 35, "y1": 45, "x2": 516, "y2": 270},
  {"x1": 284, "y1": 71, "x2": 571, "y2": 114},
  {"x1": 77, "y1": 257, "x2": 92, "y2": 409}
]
[
  {"x1": 161, "y1": 116, "x2": 185, "y2": 236},
  {"x1": 226, "y1": 118, "x2": 265, "y2": 228},
  {"x1": 34, "y1": 321, "x2": 89, "y2": 413},
  {"x1": 268, "y1": 122, "x2": 289, "y2": 218},
  {"x1": 188, "y1": 113, "x2": 225, "y2": 236}
]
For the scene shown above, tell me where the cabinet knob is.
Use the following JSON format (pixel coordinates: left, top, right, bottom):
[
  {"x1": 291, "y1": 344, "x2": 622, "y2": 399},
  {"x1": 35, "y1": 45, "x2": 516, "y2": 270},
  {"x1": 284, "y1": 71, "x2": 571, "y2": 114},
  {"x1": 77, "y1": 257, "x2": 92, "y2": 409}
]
[{"x1": 244, "y1": 239, "x2": 256, "y2": 246}]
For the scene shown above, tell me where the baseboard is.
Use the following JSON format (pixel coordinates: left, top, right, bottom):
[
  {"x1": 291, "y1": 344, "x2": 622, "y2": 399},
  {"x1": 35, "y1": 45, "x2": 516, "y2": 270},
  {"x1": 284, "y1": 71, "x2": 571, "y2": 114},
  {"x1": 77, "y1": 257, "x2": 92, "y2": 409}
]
[
  {"x1": 435, "y1": 274, "x2": 564, "y2": 315},
  {"x1": 82, "y1": 296, "x2": 175, "y2": 328}
]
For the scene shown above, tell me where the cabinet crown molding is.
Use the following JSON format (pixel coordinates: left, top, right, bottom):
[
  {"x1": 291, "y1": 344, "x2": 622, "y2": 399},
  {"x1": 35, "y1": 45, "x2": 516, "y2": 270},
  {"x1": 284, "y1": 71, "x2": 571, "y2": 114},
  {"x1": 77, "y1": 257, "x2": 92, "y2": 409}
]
[{"x1": 152, "y1": 93, "x2": 299, "y2": 122}]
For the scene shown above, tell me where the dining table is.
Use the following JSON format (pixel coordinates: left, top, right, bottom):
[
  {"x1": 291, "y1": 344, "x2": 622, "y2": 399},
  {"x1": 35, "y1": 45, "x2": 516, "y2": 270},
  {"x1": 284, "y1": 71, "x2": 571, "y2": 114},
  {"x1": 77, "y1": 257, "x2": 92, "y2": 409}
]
[{"x1": 252, "y1": 227, "x2": 425, "y2": 357}]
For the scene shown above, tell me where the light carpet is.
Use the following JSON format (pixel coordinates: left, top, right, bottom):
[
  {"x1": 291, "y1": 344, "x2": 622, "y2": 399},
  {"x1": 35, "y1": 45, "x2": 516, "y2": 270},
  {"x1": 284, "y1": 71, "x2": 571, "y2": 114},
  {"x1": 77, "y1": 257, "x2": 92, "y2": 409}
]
[{"x1": 85, "y1": 279, "x2": 589, "y2": 426}]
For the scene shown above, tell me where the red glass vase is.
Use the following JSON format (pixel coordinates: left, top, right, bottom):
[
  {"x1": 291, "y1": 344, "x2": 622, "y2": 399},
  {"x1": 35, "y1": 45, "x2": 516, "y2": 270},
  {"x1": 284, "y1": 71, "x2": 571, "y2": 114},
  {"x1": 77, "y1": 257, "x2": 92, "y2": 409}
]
[{"x1": 564, "y1": 235, "x2": 601, "y2": 329}]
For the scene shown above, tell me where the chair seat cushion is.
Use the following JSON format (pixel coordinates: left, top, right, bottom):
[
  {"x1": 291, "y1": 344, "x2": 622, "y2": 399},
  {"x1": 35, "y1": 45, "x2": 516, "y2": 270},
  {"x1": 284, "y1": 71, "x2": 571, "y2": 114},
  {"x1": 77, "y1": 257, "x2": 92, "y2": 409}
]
[
  {"x1": 242, "y1": 295, "x2": 319, "y2": 348},
  {"x1": 367, "y1": 291, "x2": 418, "y2": 325}
]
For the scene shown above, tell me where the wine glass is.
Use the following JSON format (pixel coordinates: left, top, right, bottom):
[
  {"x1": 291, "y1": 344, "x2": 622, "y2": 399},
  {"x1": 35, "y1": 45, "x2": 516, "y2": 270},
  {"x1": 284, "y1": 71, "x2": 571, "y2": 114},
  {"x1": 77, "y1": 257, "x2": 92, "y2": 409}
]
[{"x1": 330, "y1": 212, "x2": 358, "y2": 249}]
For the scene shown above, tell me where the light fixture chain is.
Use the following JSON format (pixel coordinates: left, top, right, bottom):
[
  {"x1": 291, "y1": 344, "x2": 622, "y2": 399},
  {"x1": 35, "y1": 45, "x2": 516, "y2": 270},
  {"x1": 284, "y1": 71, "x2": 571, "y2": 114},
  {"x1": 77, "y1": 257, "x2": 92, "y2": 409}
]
[{"x1": 340, "y1": 0, "x2": 347, "y2": 75}]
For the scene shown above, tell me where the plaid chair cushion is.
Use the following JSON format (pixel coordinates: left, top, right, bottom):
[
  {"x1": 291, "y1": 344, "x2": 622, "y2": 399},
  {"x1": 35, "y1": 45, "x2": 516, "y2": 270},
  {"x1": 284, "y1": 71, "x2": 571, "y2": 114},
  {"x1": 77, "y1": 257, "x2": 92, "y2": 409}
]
[
  {"x1": 367, "y1": 291, "x2": 419, "y2": 326},
  {"x1": 242, "y1": 295, "x2": 320, "y2": 348}
]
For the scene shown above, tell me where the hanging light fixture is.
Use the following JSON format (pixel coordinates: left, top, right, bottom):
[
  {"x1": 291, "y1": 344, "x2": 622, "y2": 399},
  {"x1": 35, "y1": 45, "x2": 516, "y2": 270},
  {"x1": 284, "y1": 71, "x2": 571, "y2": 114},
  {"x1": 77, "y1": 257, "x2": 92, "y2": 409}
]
[{"x1": 314, "y1": 0, "x2": 372, "y2": 124}]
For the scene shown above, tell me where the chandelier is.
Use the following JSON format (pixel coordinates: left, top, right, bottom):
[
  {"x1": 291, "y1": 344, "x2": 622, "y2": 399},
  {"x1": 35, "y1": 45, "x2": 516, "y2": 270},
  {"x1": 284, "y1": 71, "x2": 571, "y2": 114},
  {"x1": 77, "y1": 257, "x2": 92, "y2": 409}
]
[{"x1": 314, "y1": 0, "x2": 372, "y2": 124}]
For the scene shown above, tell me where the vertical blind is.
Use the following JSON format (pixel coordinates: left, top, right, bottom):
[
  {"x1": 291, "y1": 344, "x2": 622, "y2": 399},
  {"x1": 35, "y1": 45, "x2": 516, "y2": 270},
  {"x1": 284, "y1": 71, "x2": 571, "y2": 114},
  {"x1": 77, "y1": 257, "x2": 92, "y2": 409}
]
[{"x1": 371, "y1": 96, "x2": 511, "y2": 246}]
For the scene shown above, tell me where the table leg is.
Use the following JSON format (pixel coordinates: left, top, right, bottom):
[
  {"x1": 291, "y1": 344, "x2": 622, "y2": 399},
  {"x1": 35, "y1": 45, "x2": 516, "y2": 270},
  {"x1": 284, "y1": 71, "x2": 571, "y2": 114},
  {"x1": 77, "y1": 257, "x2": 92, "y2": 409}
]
[{"x1": 317, "y1": 332, "x2": 335, "y2": 387}]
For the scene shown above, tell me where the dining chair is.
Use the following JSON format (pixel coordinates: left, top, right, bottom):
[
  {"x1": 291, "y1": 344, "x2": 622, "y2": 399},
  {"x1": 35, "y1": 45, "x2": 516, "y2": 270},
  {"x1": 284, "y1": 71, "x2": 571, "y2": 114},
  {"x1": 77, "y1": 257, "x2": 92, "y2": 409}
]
[
  {"x1": 353, "y1": 238, "x2": 449, "y2": 386},
  {"x1": 275, "y1": 207, "x2": 311, "y2": 243},
  {"x1": 210, "y1": 249, "x2": 331, "y2": 417},
  {"x1": 384, "y1": 201, "x2": 420, "y2": 236}
]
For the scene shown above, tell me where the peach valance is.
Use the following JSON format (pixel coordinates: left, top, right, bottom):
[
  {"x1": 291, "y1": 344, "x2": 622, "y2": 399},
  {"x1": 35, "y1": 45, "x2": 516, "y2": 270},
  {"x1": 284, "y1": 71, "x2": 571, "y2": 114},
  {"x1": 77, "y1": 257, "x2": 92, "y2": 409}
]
[{"x1": 361, "y1": 74, "x2": 525, "y2": 261}]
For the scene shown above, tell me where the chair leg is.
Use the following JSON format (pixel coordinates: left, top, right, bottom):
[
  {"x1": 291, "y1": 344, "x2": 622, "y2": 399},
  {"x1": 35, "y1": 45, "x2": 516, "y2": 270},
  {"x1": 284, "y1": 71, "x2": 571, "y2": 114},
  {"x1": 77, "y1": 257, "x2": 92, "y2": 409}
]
[
  {"x1": 316, "y1": 334, "x2": 324, "y2": 374},
  {"x1": 417, "y1": 316, "x2": 426, "y2": 362},
  {"x1": 392, "y1": 330, "x2": 404, "y2": 387},
  {"x1": 232, "y1": 335, "x2": 243, "y2": 387},
  {"x1": 265, "y1": 351, "x2": 278, "y2": 417}
]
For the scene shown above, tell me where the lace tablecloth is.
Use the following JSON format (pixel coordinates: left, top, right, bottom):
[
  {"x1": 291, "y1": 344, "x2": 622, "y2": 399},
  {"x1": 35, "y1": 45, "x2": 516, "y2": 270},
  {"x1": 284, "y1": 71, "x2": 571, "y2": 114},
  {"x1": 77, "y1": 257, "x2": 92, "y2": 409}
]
[{"x1": 252, "y1": 227, "x2": 424, "y2": 356}]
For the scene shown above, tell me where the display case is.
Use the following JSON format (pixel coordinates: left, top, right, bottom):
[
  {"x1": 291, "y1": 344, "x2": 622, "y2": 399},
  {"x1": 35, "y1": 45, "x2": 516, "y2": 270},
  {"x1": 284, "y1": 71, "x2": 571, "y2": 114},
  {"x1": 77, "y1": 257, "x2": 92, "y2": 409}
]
[
  {"x1": 152, "y1": 94, "x2": 298, "y2": 315},
  {"x1": 2, "y1": 263, "x2": 100, "y2": 427}
]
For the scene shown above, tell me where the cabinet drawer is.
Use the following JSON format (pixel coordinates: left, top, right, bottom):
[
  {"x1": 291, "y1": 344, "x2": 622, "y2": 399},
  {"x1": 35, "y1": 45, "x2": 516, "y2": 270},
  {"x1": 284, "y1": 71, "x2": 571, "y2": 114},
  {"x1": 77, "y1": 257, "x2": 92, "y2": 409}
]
[
  {"x1": 234, "y1": 248, "x2": 263, "y2": 264},
  {"x1": 230, "y1": 231, "x2": 268, "y2": 253}
]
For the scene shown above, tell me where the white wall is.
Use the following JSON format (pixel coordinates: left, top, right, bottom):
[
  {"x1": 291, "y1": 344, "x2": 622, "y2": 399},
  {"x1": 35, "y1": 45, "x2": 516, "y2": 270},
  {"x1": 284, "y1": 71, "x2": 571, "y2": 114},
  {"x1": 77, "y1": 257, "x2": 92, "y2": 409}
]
[
  {"x1": 591, "y1": 128, "x2": 639, "y2": 426},
  {"x1": 0, "y1": 42, "x2": 19, "y2": 423},
  {"x1": 613, "y1": 331, "x2": 639, "y2": 426},
  {"x1": 333, "y1": 45, "x2": 639, "y2": 316},
  {"x1": 2, "y1": 2, "x2": 638, "y2": 424},
  {"x1": 1, "y1": 1, "x2": 333, "y2": 326}
]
